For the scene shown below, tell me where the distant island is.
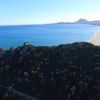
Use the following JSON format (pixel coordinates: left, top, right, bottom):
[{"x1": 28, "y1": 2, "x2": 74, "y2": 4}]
[{"x1": 57, "y1": 18, "x2": 100, "y2": 25}]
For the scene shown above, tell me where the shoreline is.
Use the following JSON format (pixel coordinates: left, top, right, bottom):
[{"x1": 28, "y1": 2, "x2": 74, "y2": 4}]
[{"x1": 89, "y1": 31, "x2": 100, "y2": 45}]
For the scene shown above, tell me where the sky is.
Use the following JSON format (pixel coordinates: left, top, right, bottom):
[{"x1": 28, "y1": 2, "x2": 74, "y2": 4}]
[{"x1": 0, "y1": 0, "x2": 100, "y2": 25}]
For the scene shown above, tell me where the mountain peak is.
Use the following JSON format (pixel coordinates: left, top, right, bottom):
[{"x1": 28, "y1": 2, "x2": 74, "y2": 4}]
[{"x1": 75, "y1": 19, "x2": 89, "y2": 24}]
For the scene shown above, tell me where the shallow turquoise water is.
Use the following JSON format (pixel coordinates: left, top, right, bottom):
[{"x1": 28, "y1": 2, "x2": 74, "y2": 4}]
[{"x1": 0, "y1": 24, "x2": 99, "y2": 48}]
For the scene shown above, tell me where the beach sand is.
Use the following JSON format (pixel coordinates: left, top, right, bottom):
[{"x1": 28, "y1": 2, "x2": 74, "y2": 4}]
[{"x1": 89, "y1": 32, "x2": 100, "y2": 46}]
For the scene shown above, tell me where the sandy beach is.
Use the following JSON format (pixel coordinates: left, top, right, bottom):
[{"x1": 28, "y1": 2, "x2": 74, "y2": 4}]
[{"x1": 89, "y1": 31, "x2": 100, "y2": 45}]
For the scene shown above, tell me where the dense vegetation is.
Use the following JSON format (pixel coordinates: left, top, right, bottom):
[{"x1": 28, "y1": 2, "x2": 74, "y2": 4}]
[{"x1": 0, "y1": 42, "x2": 100, "y2": 100}]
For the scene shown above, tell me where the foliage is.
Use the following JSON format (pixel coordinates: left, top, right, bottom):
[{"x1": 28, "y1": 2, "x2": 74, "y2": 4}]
[{"x1": 0, "y1": 42, "x2": 100, "y2": 100}]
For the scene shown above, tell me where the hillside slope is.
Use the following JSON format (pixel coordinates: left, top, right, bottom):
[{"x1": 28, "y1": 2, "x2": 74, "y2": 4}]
[{"x1": 0, "y1": 42, "x2": 100, "y2": 100}]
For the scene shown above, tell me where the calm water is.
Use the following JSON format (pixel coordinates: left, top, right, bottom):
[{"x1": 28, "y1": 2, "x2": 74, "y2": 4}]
[{"x1": 0, "y1": 24, "x2": 99, "y2": 48}]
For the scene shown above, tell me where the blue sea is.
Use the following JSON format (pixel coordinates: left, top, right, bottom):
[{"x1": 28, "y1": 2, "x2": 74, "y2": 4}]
[{"x1": 0, "y1": 23, "x2": 99, "y2": 48}]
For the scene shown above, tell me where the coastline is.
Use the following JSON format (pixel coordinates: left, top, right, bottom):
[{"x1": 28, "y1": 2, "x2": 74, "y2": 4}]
[{"x1": 89, "y1": 31, "x2": 100, "y2": 45}]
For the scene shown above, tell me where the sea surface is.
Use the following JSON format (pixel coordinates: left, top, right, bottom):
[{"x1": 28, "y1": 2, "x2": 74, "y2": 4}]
[{"x1": 0, "y1": 23, "x2": 99, "y2": 48}]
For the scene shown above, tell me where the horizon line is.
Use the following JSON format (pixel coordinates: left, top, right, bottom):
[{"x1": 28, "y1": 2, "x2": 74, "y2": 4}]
[{"x1": 0, "y1": 18, "x2": 99, "y2": 26}]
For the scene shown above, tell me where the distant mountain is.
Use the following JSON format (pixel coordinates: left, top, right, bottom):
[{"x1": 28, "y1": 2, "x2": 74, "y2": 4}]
[
  {"x1": 56, "y1": 19, "x2": 100, "y2": 25},
  {"x1": 90, "y1": 20, "x2": 100, "y2": 25},
  {"x1": 74, "y1": 19, "x2": 100, "y2": 25},
  {"x1": 74, "y1": 19, "x2": 89, "y2": 24},
  {"x1": 56, "y1": 22, "x2": 71, "y2": 24}
]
